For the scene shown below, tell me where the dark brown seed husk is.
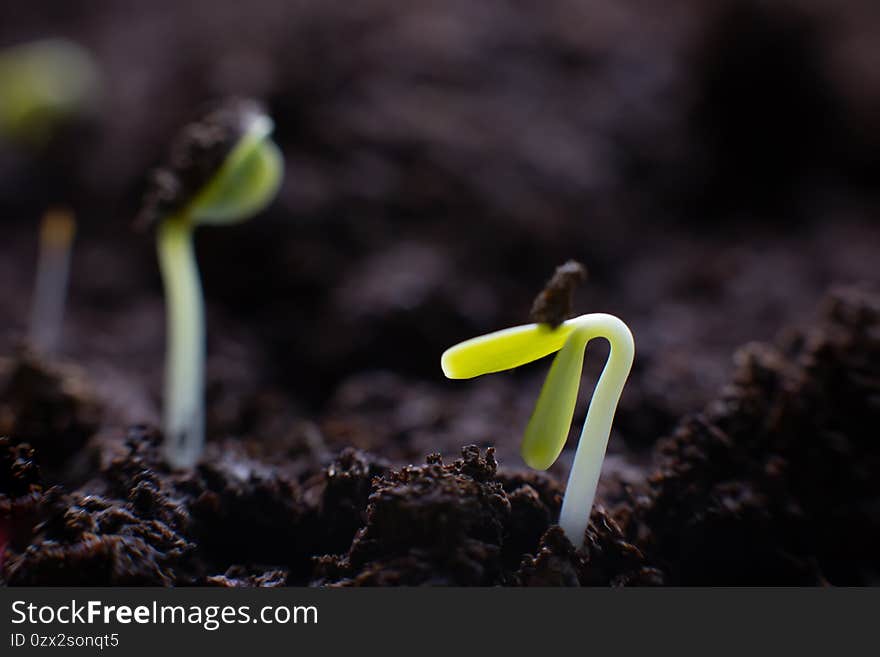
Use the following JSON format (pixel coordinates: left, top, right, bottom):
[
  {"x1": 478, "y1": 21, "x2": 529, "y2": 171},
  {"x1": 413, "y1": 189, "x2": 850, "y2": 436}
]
[
  {"x1": 529, "y1": 260, "x2": 587, "y2": 327},
  {"x1": 135, "y1": 98, "x2": 267, "y2": 229}
]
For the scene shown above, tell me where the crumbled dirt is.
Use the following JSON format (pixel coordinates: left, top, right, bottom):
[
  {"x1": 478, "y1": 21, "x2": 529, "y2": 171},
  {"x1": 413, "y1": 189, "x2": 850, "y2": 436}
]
[
  {"x1": 0, "y1": 348, "x2": 102, "y2": 478},
  {"x1": 313, "y1": 446, "x2": 657, "y2": 586},
  {"x1": 206, "y1": 566, "x2": 288, "y2": 587},
  {"x1": 0, "y1": 437, "x2": 43, "y2": 570},
  {"x1": 314, "y1": 447, "x2": 514, "y2": 585},
  {"x1": 1, "y1": 424, "x2": 389, "y2": 586},
  {"x1": 3, "y1": 428, "x2": 195, "y2": 586},
  {"x1": 516, "y1": 521, "x2": 663, "y2": 587}
]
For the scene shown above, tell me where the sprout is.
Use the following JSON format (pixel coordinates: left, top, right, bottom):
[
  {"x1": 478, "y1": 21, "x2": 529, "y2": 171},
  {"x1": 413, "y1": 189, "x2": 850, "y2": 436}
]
[
  {"x1": 140, "y1": 99, "x2": 283, "y2": 469},
  {"x1": 441, "y1": 313, "x2": 634, "y2": 545},
  {"x1": 0, "y1": 38, "x2": 100, "y2": 147}
]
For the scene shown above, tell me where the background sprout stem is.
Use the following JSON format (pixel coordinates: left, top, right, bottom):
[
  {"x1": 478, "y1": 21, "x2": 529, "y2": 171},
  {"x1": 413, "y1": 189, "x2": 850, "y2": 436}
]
[
  {"x1": 29, "y1": 207, "x2": 76, "y2": 356},
  {"x1": 157, "y1": 213, "x2": 205, "y2": 470}
]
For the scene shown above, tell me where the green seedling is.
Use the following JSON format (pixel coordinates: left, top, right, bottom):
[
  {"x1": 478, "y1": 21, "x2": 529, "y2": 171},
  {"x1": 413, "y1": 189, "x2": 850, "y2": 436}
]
[
  {"x1": 442, "y1": 313, "x2": 634, "y2": 545},
  {"x1": 143, "y1": 100, "x2": 283, "y2": 469},
  {"x1": 0, "y1": 38, "x2": 100, "y2": 146}
]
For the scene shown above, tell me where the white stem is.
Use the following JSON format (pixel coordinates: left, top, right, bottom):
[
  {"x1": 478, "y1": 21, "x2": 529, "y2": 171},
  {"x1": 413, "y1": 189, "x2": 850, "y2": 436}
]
[
  {"x1": 157, "y1": 216, "x2": 205, "y2": 469},
  {"x1": 558, "y1": 313, "x2": 634, "y2": 545}
]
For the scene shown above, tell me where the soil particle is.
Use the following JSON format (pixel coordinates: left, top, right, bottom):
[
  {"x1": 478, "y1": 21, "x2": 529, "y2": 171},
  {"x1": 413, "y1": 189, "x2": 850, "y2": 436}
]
[
  {"x1": 515, "y1": 525, "x2": 583, "y2": 586},
  {"x1": 503, "y1": 483, "x2": 553, "y2": 569},
  {"x1": 317, "y1": 447, "x2": 389, "y2": 553},
  {"x1": 529, "y1": 260, "x2": 587, "y2": 327},
  {"x1": 4, "y1": 484, "x2": 195, "y2": 586},
  {"x1": 629, "y1": 286, "x2": 880, "y2": 585},
  {"x1": 579, "y1": 511, "x2": 664, "y2": 586},
  {"x1": 0, "y1": 437, "x2": 44, "y2": 573},
  {"x1": 514, "y1": 513, "x2": 663, "y2": 587},
  {"x1": 206, "y1": 566, "x2": 288, "y2": 587},
  {"x1": 0, "y1": 436, "x2": 42, "y2": 499},
  {"x1": 185, "y1": 453, "x2": 306, "y2": 572}
]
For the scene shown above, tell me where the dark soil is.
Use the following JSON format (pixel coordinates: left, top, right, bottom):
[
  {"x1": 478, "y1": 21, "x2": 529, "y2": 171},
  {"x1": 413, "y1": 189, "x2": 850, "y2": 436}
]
[
  {"x1": 2, "y1": 0, "x2": 880, "y2": 585},
  {"x1": 628, "y1": 287, "x2": 880, "y2": 584}
]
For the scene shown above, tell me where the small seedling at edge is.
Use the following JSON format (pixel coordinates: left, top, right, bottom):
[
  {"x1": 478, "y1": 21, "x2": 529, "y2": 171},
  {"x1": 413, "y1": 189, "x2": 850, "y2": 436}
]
[
  {"x1": 139, "y1": 99, "x2": 283, "y2": 469},
  {"x1": 441, "y1": 311, "x2": 634, "y2": 546}
]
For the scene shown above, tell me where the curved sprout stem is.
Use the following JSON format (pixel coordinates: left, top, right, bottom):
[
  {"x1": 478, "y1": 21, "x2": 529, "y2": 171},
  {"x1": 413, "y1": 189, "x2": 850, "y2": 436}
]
[
  {"x1": 552, "y1": 314, "x2": 634, "y2": 545},
  {"x1": 157, "y1": 213, "x2": 204, "y2": 469}
]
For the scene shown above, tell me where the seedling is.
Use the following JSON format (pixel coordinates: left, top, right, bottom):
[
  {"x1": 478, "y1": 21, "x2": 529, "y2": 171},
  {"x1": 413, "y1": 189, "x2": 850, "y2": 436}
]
[
  {"x1": 0, "y1": 38, "x2": 100, "y2": 147},
  {"x1": 441, "y1": 313, "x2": 634, "y2": 545},
  {"x1": 29, "y1": 208, "x2": 76, "y2": 356},
  {"x1": 140, "y1": 99, "x2": 283, "y2": 469}
]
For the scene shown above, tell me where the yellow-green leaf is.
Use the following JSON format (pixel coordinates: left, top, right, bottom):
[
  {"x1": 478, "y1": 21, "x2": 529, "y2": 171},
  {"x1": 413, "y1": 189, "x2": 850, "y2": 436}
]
[
  {"x1": 520, "y1": 329, "x2": 589, "y2": 470},
  {"x1": 441, "y1": 322, "x2": 574, "y2": 379},
  {"x1": 191, "y1": 115, "x2": 283, "y2": 225}
]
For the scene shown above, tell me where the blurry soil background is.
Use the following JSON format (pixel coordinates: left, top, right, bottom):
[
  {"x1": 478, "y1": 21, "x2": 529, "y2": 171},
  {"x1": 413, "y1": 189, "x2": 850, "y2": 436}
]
[{"x1": 1, "y1": 0, "x2": 879, "y2": 585}]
